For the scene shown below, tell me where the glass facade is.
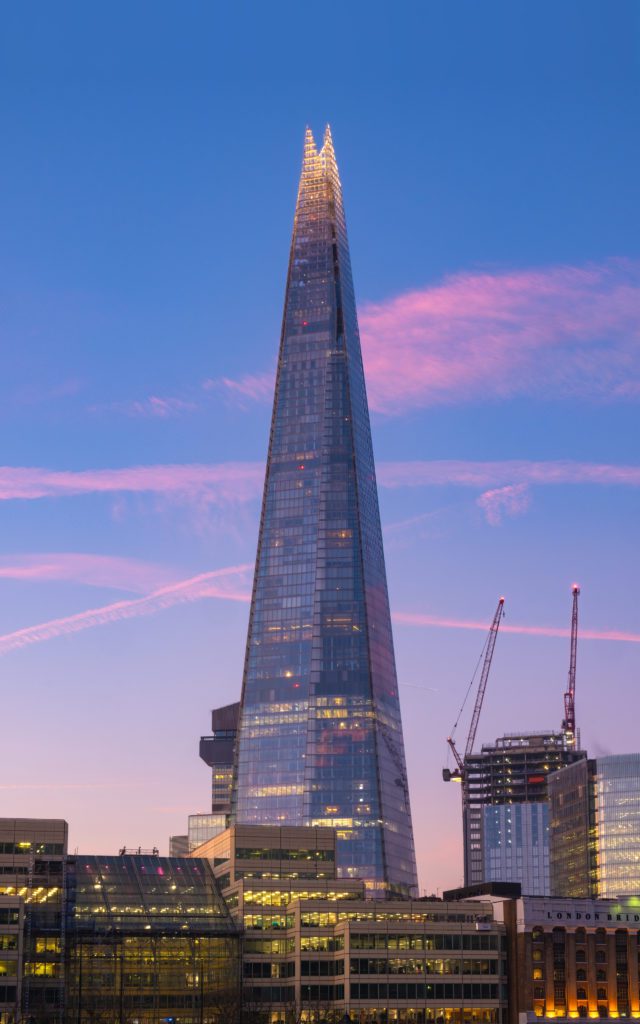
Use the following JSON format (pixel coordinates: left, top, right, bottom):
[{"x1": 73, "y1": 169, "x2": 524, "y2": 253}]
[
  {"x1": 548, "y1": 757, "x2": 593, "y2": 897},
  {"x1": 188, "y1": 813, "x2": 227, "y2": 851},
  {"x1": 483, "y1": 802, "x2": 549, "y2": 896},
  {"x1": 66, "y1": 855, "x2": 241, "y2": 1023},
  {"x1": 550, "y1": 754, "x2": 640, "y2": 898},
  {"x1": 232, "y1": 127, "x2": 417, "y2": 896},
  {"x1": 593, "y1": 754, "x2": 640, "y2": 897},
  {"x1": 548, "y1": 753, "x2": 640, "y2": 897}
]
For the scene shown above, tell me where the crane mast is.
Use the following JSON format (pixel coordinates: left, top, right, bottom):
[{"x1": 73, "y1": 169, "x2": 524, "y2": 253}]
[
  {"x1": 562, "y1": 584, "x2": 580, "y2": 748},
  {"x1": 443, "y1": 597, "x2": 505, "y2": 782}
]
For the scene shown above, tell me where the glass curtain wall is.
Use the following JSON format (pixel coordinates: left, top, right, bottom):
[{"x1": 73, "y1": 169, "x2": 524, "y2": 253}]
[
  {"x1": 232, "y1": 127, "x2": 417, "y2": 896},
  {"x1": 65, "y1": 855, "x2": 241, "y2": 1024}
]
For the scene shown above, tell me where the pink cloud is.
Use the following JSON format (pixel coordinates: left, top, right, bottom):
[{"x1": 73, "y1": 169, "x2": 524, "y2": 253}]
[
  {"x1": 392, "y1": 610, "x2": 640, "y2": 645},
  {"x1": 1, "y1": 459, "x2": 639, "y2": 522},
  {"x1": 88, "y1": 260, "x2": 640, "y2": 421},
  {"x1": 0, "y1": 565, "x2": 252, "y2": 657},
  {"x1": 0, "y1": 462, "x2": 263, "y2": 505},
  {"x1": 359, "y1": 259, "x2": 640, "y2": 414},
  {"x1": 476, "y1": 483, "x2": 531, "y2": 525},
  {"x1": 2, "y1": 562, "x2": 637, "y2": 657},
  {"x1": 0, "y1": 553, "x2": 178, "y2": 594}
]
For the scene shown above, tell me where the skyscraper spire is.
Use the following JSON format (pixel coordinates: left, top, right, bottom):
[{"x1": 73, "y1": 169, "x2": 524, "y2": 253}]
[{"x1": 231, "y1": 128, "x2": 418, "y2": 896}]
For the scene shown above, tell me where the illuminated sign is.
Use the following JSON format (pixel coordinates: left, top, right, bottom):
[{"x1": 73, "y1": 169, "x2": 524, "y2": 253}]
[{"x1": 546, "y1": 911, "x2": 640, "y2": 922}]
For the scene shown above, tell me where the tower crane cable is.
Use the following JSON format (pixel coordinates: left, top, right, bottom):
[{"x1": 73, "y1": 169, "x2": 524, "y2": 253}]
[
  {"x1": 443, "y1": 597, "x2": 505, "y2": 780},
  {"x1": 447, "y1": 637, "x2": 490, "y2": 755}
]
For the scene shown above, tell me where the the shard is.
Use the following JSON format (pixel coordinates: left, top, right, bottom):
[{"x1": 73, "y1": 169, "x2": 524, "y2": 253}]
[{"x1": 231, "y1": 127, "x2": 418, "y2": 896}]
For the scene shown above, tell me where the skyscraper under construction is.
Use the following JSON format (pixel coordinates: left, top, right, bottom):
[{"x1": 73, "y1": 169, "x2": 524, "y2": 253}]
[{"x1": 231, "y1": 127, "x2": 417, "y2": 897}]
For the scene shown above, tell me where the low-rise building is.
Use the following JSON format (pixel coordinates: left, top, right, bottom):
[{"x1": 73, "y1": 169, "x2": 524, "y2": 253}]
[
  {"x1": 0, "y1": 818, "x2": 243, "y2": 1023},
  {"x1": 0, "y1": 817, "x2": 67, "y2": 1024},
  {"x1": 193, "y1": 824, "x2": 509, "y2": 1023},
  {"x1": 445, "y1": 887, "x2": 640, "y2": 1024},
  {"x1": 66, "y1": 853, "x2": 242, "y2": 1023}
]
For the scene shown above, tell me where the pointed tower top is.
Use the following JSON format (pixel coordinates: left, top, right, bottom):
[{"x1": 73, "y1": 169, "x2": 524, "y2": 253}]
[
  {"x1": 303, "y1": 126, "x2": 318, "y2": 156},
  {"x1": 299, "y1": 124, "x2": 340, "y2": 193}
]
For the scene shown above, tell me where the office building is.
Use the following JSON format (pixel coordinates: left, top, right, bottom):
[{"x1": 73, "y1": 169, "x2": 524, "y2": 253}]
[
  {"x1": 464, "y1": 733, "x2": 585, "y2": 895},
  {"x1": 0, "y1": 818, "x2": 242, "y2": 1024},
  {"x1": 549, "y1": 753, "x2": 640, "y2": 898},
  {"x1": 231, "y1": 126, "x2": 417, "y2": 897},
  {"x1": 193, "y1": 823, "x2": 507, "y2": 1024},
  {"x1": 66, "y1": 853, "x2": 241, "y2": 1023},
  {"x1": 0, "y1": 817, "x2": 67, "y2": 1024},
  {"x1": 0, "y1": 896, "x2": 21, "y2": 1024}
]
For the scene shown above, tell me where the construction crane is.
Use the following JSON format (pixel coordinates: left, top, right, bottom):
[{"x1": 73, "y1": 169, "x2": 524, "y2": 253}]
[
  {"x1": 561, "y1": 584, "x2": 580, "y2": 748},
  {"x1": 443, "y1": 597, "x2": 505, "y2": 783}
]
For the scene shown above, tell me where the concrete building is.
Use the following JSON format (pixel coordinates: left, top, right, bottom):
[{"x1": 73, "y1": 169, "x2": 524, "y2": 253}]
[
  {"x1": 0, "y1": 896, "x2": 22, "y2": 1024},
  {"x1": 0, "y1": 817, "x2": 67, "y2": 1024},
  {"x1": 193, "y1": 823, "x2": 508, "y2": 1023},
  {"x1": 549, "y1": 753, "x2": 640, "y2": 898},
  {"x1": 463, "y1": 733, "x2": 585, "y2": 895}
]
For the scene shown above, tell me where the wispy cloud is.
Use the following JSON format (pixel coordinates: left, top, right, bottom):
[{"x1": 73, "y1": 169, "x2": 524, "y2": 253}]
[
  {"x1": 90, "y1": 395, "x2": 197, "y2": 418},
  {"x1": 476, "y1": 483, "x2": 531, "y2": 525},
  {"x1": 203, "y1": 371, "x2": 275, "y2": 406},
  {"x1": 0, "y1": 553, "x2": 178, "y2": 594},
  {"x1": 207, "y1": 260, "x2": 640, "y2": 416},
  {"x1": 0, "y1": 565, "x2": 253, "y2": 657},
  {"x1": 0, "y1": 462, "x2": 263, "y2": 505},
  {"x1": 377, "y1": 459, "x2": 640, "y2": 490},
  {"x1": 2, "y1": 563, "x2": 638, "y2": 658},
  {"x1": 2, "y1": 460, "x2": 640, "y2": 518},
  {"x1": 359, "y1": 259, "x2": 640, "y2": 414},
  {"x1": 392, "y1": 610, "x2": 640, "y2": 645}
]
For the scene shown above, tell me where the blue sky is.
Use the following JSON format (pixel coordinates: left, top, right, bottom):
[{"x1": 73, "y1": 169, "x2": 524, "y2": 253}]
[{"x1": 1, "y1": 1, "x2": 639, "y2": 890}]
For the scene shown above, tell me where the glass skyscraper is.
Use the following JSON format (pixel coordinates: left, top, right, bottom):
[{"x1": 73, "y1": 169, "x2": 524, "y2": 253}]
[
  {"x1": 231, "y1": 127, "x2": 417, "y2": 897},
  {"x1": 550, "y1": 753, "x2": 640, "y2": 897}
]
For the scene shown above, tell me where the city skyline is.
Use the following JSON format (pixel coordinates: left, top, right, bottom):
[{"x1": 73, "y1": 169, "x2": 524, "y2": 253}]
[{"x1": 1, "y1": 2, "x2": 639, "y2": 893}]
